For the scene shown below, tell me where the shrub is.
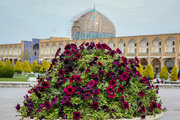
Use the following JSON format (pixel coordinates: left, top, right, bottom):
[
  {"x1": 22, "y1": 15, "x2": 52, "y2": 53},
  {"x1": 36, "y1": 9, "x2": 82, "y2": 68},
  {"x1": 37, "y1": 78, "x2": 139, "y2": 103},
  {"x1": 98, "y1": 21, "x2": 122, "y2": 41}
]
[
  {"x1": 32, "y1": 60, "x2": 39, "y2": 73},
  {"x1": 136, "y1": 63, "x2": 144, "y2": 76},
  {"x1": 33, "y1": 65, "x2": 40, "y2": 73},
  {"x1": 17, "y1": 42, "x2": 165, "y2": 120},
  {"x1": 22, "y1": 61, "x2": 31, "y2": 73},
  {"x1": 170, "y1": 65, "x2": 178, "y2": 81},
  {"x1": 144, "y1": 64, "x2": 154, "y2": 79},
  {"x1": 0, "y1": 61, "x2": 4, "y2": 67},
  {"x1": 39, "y1": 60, "x2": 50, "y2": 73},
  {"x1": 4, "y1": 60, "x2": 12, "y2": 67},
  {"x1": 159, "y1": 66, "x2": 168, "y2": 80},
  {"x1": 0, "y1": 66, "x2": 14, "y2": 78},
  {"x1": 14, "y1": 61, "x2": 23, "y2": 73}
]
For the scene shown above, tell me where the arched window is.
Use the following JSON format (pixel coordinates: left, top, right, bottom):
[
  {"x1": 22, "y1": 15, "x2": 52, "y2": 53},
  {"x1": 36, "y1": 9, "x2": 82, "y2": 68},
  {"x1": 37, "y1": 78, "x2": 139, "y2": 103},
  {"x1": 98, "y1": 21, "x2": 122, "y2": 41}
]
[
  {"x1": 59, "y1": 43, "x2": 64, "y2": 53},
  {"x1": 5, "y1": 47, "x2": 8, "y2": 56},
  {"x1": 0, "y1": 47, "x2": 3, "y2": 56},
  {"x1": 128, "y1": 39, "x2": 136, "y2": 54},
  {"x1": 19, "y1": 47, "x2": 21, "y2": 55},
  {"x1": 139, "y1": 38, "x2": 148, "y2": 53},
  {"x1": 118, "y1": 39, "x2": 125, "y2": 54},
  {"x1": 152, "y1": 37, "x2": 161, "y2": 53},
  {"x1": 108, "y1": 40, "x2": 115, "y2": 50},
  {"x1": 52, "y1": 44, "x2": 57, "y2": 55},
  {"x1": 14, "y1": 46, "x2": 18, "y2": 56},
  {"x1": 41, "y1": 45, "x2": 44, "y2": 55},
  {"x1": 9, "y1": 47, "x2": 13, "y2": 55},
  {"x1": 165, "y1": 36, "x2": 175, "y2": 53},
  {"x1": 45, "y1": 44, "x2": 50, "y2": 55}
]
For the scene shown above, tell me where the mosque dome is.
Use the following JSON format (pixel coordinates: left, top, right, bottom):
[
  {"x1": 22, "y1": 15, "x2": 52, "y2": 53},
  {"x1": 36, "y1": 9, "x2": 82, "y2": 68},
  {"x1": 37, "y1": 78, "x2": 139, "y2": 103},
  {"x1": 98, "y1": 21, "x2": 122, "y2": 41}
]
[{"x1": 71, "y1": 9, "x2": 116, "y2": 40}]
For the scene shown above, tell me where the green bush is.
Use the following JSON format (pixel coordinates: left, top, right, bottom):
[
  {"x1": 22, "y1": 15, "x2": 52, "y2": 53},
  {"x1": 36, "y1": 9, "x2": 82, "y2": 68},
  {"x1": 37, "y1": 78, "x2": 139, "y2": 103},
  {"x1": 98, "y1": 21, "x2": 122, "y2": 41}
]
[
  {"x1": 0, "y1": 66, "x2": 14, "y2": 78},
  {"x1": 32, "y1": 60, "x2": 39, "y2": 73},
  {"x1": 144, "y1": 64, "x2": 154, "y2": 79},
  {"x1": 4, "y1": 60, "x2": 12, "y2": 67},
  {"x1": 23, "y1": 61, "x2": 31, "y2": 73},
  {"x1": 0, "y1": 61, "x2": 4, "y2": 67},
  {"x1": 136, "y1": 63, "x2": 144, "y2": 76},
  {"x1": 160, "y1": 66, "x2": 168, "y2": 80},
  {"x1": 33, "y1": 65, "x2": 40, "y2": 73},
  {"x1": 39, "y1": 60, "x2": 50, "y2": 73},
  {"x1": 170, "y1": 66, "x2": 178, "y2": 81},
  {"x1": 14, "y1": 61, "x2": 23, "y2": 73},
  {"x1": 17, "y1": 43, "x2": 165, "y2": 120}
]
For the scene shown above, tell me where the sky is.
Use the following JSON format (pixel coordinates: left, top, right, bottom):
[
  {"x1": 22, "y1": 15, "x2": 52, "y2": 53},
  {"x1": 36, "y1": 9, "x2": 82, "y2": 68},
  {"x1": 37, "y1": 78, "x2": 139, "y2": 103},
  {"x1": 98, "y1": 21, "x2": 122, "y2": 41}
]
[{"x1": 0, "y1": 0, "x2": 180, "y2": 44}]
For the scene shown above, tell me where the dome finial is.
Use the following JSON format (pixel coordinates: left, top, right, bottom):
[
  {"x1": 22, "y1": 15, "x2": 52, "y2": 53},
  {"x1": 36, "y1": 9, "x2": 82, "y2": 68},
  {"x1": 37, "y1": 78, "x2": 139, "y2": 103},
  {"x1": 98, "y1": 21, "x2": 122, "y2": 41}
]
[{"x1": 93, "y1": 2, "x2": 96, "y2": 11}]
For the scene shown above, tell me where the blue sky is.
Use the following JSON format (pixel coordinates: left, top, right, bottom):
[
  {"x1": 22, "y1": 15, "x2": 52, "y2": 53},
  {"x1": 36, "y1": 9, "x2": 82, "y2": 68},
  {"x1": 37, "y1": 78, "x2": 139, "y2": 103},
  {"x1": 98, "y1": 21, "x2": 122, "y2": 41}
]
[{"x1": 0, "y1": 0, "x2": 180, "y2": 44}]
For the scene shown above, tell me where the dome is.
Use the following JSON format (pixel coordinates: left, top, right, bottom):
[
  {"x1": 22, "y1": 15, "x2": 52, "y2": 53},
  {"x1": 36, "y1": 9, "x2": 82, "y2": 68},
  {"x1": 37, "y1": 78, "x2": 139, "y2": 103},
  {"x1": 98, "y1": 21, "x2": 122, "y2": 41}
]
[{"x1": 71, "y1": 9, "x2": 116, "y2": 40}]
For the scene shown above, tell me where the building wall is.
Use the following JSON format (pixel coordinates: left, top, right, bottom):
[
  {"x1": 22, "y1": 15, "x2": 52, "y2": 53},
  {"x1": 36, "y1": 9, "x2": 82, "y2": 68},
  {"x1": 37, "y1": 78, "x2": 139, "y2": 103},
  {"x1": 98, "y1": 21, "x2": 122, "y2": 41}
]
[{"x1": 0, "y1": 33, "x2": 180, "y2": 73}]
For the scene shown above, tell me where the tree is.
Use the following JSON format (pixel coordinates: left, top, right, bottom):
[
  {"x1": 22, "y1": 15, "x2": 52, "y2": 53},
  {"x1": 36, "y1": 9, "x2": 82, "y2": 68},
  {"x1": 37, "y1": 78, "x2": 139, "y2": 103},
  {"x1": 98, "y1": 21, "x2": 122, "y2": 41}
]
[
  {"x1": 0, "y1": 61, "x2": 4, "y2": 67},
  {"x1": 39, "y1": 60, "x2": 50, "y2": 73},
  {"x1": 144, "y1": 64, "x2": 154, "y2": 79},
  {"x1": 14, "y1": 61, "x2": 23, "y2": 73},
  {"x1": 4, "y1": 60, "x2": 12, "y2": 67},
  {"x1": 22, "y1": 60, "x2": 31, "y2": 73},
  {"x1": 170, "y1": 65, "x2": 178, "y2": 81},
  {"x1": 159, "y1": 66, "x2": 168, "y2": 80},
  {"x1": 31, "y1": 60, "x2": 39, "y2": 73},
  {"x1": 136, "y1": 64, "x2": 144, "y2": 76}
]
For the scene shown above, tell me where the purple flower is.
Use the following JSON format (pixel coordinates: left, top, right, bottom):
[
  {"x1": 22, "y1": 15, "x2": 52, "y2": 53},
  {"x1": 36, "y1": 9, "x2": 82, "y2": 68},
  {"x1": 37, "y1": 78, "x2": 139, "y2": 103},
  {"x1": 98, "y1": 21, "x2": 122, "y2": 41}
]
[
  {"x1": 43, "y1": 101, "x2": 51, "y2": 110},
  {"x1": 112, "y1": 59, "x2": 120, "y2": 65},
  {"x1": 61, "y1": 96, "x2": 69, "y2": 104},
  {"x1": 84, "y1": 92, "x2": 92, "y2": 99},
  {"x1": 15, "y1": 104, "x2": 20, "y2": 111},
  {"x1": 51, "y1": 97, "x2": 57, "y2": 105},
  {"x1": 141, "y1": 114, "x2": 145, "y2": 119},
  {"x1": 98, "y1": 70, "x2": 105, "y2": 78},
  {"x1": 92, "y1": 88, "x2": 101, "y2": 96}
]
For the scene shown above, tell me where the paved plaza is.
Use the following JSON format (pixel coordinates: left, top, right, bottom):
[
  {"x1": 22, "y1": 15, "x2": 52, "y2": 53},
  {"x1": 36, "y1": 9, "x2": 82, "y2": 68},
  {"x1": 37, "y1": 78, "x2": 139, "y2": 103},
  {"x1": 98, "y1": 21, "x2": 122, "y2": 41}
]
[{"x1": 0, "y1": 87, "x2": 180, "y2": 120}]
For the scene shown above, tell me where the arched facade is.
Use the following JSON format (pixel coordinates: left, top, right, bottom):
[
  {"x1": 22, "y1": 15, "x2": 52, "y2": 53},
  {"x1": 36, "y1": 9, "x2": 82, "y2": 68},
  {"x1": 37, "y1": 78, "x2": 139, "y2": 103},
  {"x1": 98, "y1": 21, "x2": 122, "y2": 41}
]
[
  {"x1": 165, "y1": 58, "x2": 174, "y2": 72},
  {"x1": 140, "y1": 58, "x2": 148, "y2": 69},
  {"x1": 52, "y1": 44, "x2": 57, "y2": 55},
  {"x1": 14, "y1": 46, "x2": 18, "y2": 56},
  {"x1": 152, "y1": 37, "x2": 161, "y2": 53},
  {"x1": 45, "y1": 44, "x2": 50, "y2": 55},
  {"x1": 59, "y1": 43, "x2": 64, "y2": 53},
  {"x1": 165, "y1": 36, "x2": 175, "y2": 53},
  {"x1": 41, "y1": 45, "x2": 43, "y2": 56},
  {"x1": 118, "y1": 39, "x2": 125, "y2": 54},
  {"x1": 151, "y1": 58, "x2": 161, "y2": 74},
  {"x1": 108, "y1": 40, "x2": 115, "y2": 49},
  {"x1": 139, "y1": 38, "x2": 148, "y2": 53},
  {"x1": 128, "y1": 39, "x2": 136, "y2": 54}
]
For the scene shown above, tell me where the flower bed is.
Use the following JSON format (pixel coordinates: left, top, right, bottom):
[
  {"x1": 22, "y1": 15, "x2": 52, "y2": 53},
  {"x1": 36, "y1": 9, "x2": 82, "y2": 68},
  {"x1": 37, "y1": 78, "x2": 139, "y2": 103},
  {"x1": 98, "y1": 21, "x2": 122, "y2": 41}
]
[{"x1": 16, "y1": 42, "x2": 165, "y2": 120}]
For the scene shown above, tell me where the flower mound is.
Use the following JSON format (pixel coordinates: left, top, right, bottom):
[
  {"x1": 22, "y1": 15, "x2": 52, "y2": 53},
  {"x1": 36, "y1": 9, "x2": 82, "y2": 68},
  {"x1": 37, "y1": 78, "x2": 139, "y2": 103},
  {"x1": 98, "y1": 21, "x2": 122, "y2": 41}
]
[{"x1": 16, "y1": 42, "x2": 165, "y2": 120}]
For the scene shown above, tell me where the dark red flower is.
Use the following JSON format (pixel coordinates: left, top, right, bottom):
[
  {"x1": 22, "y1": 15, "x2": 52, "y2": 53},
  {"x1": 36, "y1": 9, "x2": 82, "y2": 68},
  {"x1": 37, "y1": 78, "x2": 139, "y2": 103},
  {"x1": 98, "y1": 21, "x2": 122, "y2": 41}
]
[
  {"x1": 64, "y1": 69, "x2": 70, "y2": 75},
  {"x1": 98, "y1": 70, "x2": 105, "y2": 78},
  {"x1": 73, "y1": 112, "x2": 81, "y2": 120},
  {"x1": 135, "y1": 56, "x2": 139, "y2": 64},
  {"x1": 120, "y1": 72, "x2": 129, "y2": 81},
  {"x1": 85, "y1": 66, "x2": 91, "y2": 73},
  {"x1": 75, "y1": 52, "x2": 82, "y2": 59},
  {"x1": 96, "y1": 43, "x2": 103, "y2": 49},
  {"x1": 63, "y1": 49, "x2": 72, "y2": 56},
  {"x1": 107, "y1": 71, "x2": 115, "y2": 77},
  {"x1": 106, "y1": 86, "x2": 114, "y2": 93},
  {"x1": 102, "y1": 43, "x2": 111, "y2": 50},
  {"x1": 141, "y1": 114, "x2": 145, "y2": 119},
  {"x1": 87, "y1": 42, "x2": 95, "y2": 49},
  {"x1": 65, "y1": 44, "x2": 72, "y2": 50},
  {"x1": 84, "y1": 92, "x2": 92, "y2": 99},
  {"x1": 116, "y1": 48, "x2": 122, "y2": 54},
  {"x1": 87, "y1": 80, "x2": 96, "y2": 87},
  {"x1": 117, "y1": 85, "x2": 125, "y2": 93},
  {"x1": 92, "y1": 88, "x2": 101, "y2": 96},
  {"x1": 123, "y1": 102, "x2": 129, "y2": 109},
  {"x1": 69, "y1": 75, "x2": 76, "y2": 83},
  {"x1": 58, "y1": 69, "x2": 64, "y2": 76},
  {"x1": 91, "y1": 101, "x2": 99, "y2": 110},
  {"x1": 137, "y1": 101, "x2": 142, "y2": 106},
  {"x1": 75, "y1": 75, "x2": 82, "y2": 83},
  {"x1": 109, "y1": 79, "x2": 117, "y2": 87},
  {"x1": 150, "y1": 101, "x2": 157, "y2": 109},
  {"x1": 112, "y1": 59, "x2": 120, "y2": 65},
  {"x1": 85, "y1": 42, "x2": 89, "y2": 46},
  {"x1": 138, "y1": 90, "x2": 145, "y2": 97},
  {"x1": 109, "y1": 50, "x2": 116, "y2": 57},
  {"x1": 15, "y1": 104, "x2": 20, "y2": 111},
  {"x1": 121, "y1": 96, "x2": 125, "y2": 103},
  {"x1": 97, "y1": 62, "x2": 103, "y2": 66},
  {"x1": 107, "y1": 93, "x2": 116, "y2": 98},
  {"x1": 52, "y1": 58, "x2": 58, "y2": 65},
  {"x1": 157, "y1": 103, "x2": 161, "y2": 110},
  {"x1": 51, "y1": 97, "x2": 57, "y2": 105},
  {"x1": 43, "y1": 101, "x2": 51, "y2": 110},
  {"x1": 61, "y1": 95, "x2": 69, "y2": 104},
  {"x1": 64, "y1": 86, "x2": 75, "y2": 95},
  {"x1": 41, "y1": 81, "x2": 50, "y2": 89},
  {"x1": 71, "y1": 43, "x2": 77, "y2": 49},
  {"x1": 140, "y1": 105, "x2": 146, "y2": 113}
]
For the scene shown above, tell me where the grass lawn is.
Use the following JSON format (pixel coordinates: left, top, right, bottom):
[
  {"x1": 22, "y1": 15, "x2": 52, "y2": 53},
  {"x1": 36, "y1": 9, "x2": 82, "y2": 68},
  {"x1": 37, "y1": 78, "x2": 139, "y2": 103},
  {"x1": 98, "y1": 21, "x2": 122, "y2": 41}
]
[{"x1": 0, "y1": 77, "x2": 28, "y2": 82}]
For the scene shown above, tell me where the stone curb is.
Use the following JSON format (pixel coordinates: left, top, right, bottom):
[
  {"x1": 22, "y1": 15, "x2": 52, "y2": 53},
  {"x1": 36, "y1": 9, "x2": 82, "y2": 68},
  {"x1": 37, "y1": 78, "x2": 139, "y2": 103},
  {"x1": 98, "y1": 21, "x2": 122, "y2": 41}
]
[
  {"x1": 0, "y1": 82, "x2": 30, "y2": 88},
  {"x1": 22, "y1": 112, "x2": 163, "y2": 120}
]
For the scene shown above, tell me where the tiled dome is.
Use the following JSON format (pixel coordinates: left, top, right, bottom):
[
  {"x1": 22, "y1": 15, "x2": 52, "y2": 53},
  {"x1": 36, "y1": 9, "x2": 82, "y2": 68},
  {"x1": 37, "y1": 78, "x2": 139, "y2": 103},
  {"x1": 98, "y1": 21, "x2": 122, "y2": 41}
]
[{"x1": 71, "y1": 9, "x2": 116, "y2": 40}]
